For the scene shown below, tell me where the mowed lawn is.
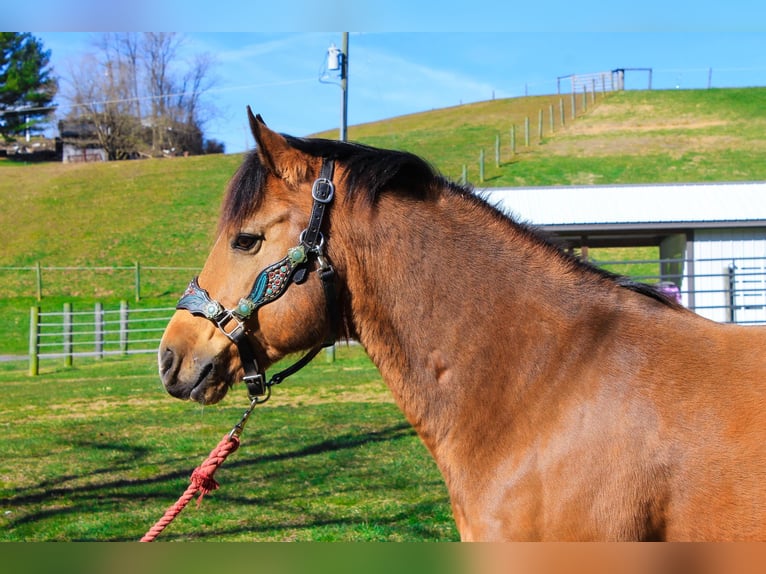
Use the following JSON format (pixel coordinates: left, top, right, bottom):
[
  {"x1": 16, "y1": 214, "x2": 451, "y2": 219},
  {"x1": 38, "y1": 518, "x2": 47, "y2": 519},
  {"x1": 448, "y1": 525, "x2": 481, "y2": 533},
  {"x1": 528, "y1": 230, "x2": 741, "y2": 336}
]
[
  {"x1": 0, "y1": 346, "x2": 458, "y2": 541},
  {"x1": 3, "y1": 87, "x2": 766, "y2": 543}
]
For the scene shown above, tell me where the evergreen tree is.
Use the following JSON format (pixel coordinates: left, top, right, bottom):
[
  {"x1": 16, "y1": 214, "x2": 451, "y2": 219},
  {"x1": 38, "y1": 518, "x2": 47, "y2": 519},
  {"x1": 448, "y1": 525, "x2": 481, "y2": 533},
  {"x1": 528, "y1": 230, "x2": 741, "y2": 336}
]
[{"x1": 0, "y1": 32, "x2": 57, "y2": 141}]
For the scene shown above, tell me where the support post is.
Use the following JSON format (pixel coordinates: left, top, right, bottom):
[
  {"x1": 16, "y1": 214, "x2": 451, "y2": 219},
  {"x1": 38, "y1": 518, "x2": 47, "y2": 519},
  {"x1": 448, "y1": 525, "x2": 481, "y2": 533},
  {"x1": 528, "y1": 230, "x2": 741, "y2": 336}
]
[
  {"x1": 524, "y1": 117, "x2": 530, "y2": 147},
  {"x1": 64, "y1": 302, "x2": 72, "y2": 368},
  {"x1": 35, "y1": 261, "x2": 42, "y2": 301},
  {"x1": 134, "y1": 261, "x2": 141, "y2": 302},
  {"x1": 510, "y1": 125, "x2": 516, "y2": 155},
  {"x1": 29, "y1": 306, "x2": 39, "y2": 376},
  {"x1": 560, "y1": 98, "x2": 565, "y2": 127},
  {"x1": 95, "y1": 303, "x2": 104, "y2": 359},
  {"x1": 120, "y1": 300, "x2": 129, "y2": 355},
  {"x1": 549, "y1": 104, "x2": 554, "y2": 133}
]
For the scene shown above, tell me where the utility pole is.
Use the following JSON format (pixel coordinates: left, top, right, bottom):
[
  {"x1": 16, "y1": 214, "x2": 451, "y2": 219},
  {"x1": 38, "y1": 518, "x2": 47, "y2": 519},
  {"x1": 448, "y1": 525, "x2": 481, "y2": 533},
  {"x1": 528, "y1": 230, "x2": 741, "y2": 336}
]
[
  {"x1": 323, "y1": 33, "x2": 349, "y2": 142},
  {"x1": 340, "y1": 32, "x2": 348, "y2": 142}
]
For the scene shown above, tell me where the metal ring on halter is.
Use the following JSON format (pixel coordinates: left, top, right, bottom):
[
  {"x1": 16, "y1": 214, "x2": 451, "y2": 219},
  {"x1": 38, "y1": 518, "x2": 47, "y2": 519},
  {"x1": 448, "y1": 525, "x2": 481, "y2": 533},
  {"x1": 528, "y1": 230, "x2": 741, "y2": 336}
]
[{"x1": 300, "y1": 229, "x2": 325, "y2": 253}]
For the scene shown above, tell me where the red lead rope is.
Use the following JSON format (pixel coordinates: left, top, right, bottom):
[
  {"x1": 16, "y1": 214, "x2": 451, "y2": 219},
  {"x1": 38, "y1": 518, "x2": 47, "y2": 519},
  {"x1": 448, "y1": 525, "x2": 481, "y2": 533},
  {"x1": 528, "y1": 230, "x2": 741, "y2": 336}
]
[{"x1": 140, "y1": 433, "x2": 240, "y2": 542}]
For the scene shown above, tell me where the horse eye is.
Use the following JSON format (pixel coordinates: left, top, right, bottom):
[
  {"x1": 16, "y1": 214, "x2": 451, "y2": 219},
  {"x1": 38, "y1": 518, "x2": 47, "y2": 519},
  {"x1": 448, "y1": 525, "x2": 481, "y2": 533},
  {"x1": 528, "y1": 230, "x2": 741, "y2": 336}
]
[{"x1": 232, "y1": 234, "x2": 262, "y2": 252}]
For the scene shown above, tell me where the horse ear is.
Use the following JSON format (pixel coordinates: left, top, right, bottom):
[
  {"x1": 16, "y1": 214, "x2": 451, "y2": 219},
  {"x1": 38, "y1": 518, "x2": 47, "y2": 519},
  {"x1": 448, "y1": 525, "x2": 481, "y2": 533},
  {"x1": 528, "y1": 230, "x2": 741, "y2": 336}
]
[{"x1": 247, "y1": 107, "x2": 307, "y2": 184}]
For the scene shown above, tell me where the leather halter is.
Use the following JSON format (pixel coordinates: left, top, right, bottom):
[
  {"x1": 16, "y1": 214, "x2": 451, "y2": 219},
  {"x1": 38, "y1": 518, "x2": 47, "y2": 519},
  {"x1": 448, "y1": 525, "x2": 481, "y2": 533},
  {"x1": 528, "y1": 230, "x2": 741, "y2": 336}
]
[{"x1": 176, "y1": 159, "x2": 337, "y2": 401}]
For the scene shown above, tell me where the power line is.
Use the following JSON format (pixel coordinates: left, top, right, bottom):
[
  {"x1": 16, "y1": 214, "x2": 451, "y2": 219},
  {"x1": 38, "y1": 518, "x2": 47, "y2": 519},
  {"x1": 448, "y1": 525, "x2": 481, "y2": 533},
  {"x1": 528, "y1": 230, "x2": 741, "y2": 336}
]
[
  {"x1": 0, "y1": 77, "x2": 316, "y2": 117},
  {"x1": 56, "y1": 77, "x2": 317, "y2": 113}
]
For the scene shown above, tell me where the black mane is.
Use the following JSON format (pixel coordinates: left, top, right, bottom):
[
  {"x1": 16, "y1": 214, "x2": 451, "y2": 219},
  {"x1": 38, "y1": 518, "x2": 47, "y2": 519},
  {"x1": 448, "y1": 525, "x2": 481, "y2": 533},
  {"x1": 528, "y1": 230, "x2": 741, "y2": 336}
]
[
  {"x1": 221, "y1": 135, "x2": 436, "y2": 228},
  {"x1": 222, "y1": 134, "x2": 678, "y2": 308}
]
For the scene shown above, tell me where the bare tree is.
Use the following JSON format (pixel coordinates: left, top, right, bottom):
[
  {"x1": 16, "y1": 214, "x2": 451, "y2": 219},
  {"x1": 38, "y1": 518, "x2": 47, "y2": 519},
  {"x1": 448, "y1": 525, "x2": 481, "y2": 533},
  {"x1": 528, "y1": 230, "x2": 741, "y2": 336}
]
[
  {"x1": 169, "y1": 52, "x2": 216, "y2": 154},
  {"x1": 62, "y1": 32, "x2": 217, "y2": 159},
  {"x1": 65, "y1": 53, "x2": 142, "y2": 160},
  {"x1": 143, "y1": 32, "x2": 181, "y2": 153},
  {"x1": 118, "y1": 33, "x2": 141, "y2": 121}
]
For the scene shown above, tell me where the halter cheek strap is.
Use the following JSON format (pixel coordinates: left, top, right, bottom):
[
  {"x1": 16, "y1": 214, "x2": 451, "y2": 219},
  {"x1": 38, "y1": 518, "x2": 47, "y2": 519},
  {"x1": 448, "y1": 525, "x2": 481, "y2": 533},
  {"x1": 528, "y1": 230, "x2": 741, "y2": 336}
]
[{"x1": 176, "y1": 159, "x2": 338, "y2": 401}]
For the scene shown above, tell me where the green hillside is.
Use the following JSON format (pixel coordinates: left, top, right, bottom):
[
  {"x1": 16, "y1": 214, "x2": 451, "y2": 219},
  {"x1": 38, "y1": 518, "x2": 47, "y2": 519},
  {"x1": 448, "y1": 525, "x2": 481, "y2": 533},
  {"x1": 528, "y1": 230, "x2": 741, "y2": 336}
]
[
  {"x1": 1, "y1": 87, "x2": 765, "y2": 304},
  {"x1": 320, "y1": 87, "x2": 766, "y2": 186}
]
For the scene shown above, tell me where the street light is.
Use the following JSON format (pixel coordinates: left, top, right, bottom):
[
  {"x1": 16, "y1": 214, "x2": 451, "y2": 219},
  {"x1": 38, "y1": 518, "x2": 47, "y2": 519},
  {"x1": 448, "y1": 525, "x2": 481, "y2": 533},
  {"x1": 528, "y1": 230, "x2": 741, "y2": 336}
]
[{"x1": 321, "y1": 33, "x2": 348, "y2": 142}]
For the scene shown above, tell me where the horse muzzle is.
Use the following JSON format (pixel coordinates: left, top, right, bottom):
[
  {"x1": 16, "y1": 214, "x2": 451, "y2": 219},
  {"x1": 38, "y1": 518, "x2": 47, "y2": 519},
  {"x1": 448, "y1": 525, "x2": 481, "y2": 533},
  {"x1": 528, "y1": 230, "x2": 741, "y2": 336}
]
[{"x1": 158, "y1": 315, "x2": 242, "y2": 405}]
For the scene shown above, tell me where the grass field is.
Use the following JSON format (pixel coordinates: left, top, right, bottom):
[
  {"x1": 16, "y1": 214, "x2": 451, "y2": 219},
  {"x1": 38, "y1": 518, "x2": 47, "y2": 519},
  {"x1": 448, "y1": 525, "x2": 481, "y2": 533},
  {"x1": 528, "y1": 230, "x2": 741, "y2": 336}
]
[
  {"x1": 2, "y1": 87, "x2": 765, "y2": 541},
  {"x1": 320, "y1": 88, "x2": 766, "y2": 185},
  {"x1": 2, "y1": 88, "x2": 762, "y2": 357},
  {"x1": 3, "y1": 88, "x2": 764, "y2": 278},
  {"x1": 0, "y1": 345, "x2": 457, "y2": 541}
]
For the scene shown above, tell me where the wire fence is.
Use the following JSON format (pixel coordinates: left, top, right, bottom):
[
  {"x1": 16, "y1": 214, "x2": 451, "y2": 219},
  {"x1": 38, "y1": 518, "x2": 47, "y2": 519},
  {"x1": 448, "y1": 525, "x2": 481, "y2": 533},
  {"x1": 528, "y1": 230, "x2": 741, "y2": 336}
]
[
  {"x1": 22, "y1": 256, "x2": 766, "y2": 375},
  {"x1": 0, "y1": 263, "x2": 198, "y2": 301},
  {"x1": 592, "y1": 256, "x2": 766, "y2": 325},
  {"x1": 28, "y1": 301, "x2": 174, "y2": 375}
]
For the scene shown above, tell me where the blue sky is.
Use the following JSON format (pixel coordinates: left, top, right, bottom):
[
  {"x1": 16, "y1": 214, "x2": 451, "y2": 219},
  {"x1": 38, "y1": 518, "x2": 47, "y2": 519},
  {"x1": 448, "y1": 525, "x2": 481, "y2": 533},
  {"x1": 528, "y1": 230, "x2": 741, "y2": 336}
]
[{"x1": 9, "y1": 1, "x2": 766, "y2": 153}]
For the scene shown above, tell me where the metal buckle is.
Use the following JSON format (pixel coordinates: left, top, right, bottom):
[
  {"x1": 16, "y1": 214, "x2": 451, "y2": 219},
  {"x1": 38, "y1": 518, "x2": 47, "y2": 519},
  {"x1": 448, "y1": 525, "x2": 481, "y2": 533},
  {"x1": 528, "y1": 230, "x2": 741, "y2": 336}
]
[
  {"x1": 311, "y1": 177, "x2": 335, "y2": 203},
  {"x1": 215, "y1": 311, "x2": 246, "y2": 342}
]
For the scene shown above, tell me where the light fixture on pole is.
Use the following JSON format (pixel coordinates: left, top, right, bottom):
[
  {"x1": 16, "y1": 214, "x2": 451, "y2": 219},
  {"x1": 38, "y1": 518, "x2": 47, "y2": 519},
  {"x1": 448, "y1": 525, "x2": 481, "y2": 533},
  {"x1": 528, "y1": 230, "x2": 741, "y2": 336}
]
[{"x1": 320, "y1": 33, "x2": 348, "y2": 142}]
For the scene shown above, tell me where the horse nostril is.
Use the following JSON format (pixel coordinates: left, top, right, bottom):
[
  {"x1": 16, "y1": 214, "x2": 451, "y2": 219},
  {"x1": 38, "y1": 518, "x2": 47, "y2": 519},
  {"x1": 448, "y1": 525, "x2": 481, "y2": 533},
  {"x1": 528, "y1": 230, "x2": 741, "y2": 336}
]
[{"x1": 159, "y1": 346, "x2": 177, "y2": 379}]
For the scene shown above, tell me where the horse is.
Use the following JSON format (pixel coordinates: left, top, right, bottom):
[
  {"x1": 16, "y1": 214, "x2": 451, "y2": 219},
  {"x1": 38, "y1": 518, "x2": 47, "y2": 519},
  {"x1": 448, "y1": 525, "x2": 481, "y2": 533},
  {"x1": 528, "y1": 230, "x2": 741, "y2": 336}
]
[{"x1": 158, "y1": 109, "x2": 766, "y2": 541}]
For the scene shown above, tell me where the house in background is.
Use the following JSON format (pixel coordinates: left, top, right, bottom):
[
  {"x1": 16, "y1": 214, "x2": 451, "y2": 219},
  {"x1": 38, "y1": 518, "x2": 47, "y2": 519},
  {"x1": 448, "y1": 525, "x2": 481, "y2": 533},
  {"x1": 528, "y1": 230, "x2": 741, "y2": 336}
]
[{"x1": 58, "y1": 120, "x2": 107, "y2": 163}]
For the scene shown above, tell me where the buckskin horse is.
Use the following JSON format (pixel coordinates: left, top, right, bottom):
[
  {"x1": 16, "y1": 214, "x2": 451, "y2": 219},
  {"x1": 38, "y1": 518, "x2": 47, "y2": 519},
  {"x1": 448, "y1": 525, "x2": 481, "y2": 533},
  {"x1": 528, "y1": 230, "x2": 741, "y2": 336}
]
[{"x1": 158, "y1": 110, "x2": 766, "y2": 541}]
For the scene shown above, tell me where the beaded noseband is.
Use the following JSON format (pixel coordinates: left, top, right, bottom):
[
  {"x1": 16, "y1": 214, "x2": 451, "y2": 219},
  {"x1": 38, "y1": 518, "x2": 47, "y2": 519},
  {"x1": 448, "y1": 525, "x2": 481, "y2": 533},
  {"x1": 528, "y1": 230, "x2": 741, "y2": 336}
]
[{"x1": 176, "y1": 159, "x2": 337, "y2": 400}]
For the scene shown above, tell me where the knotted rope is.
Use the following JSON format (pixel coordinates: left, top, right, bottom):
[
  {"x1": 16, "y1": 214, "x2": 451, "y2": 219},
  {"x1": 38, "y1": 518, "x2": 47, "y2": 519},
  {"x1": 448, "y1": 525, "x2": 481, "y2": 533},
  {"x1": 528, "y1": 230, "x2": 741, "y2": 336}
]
[{"x1": 140, "y1": 433, "x2": 240, "y2": 542}]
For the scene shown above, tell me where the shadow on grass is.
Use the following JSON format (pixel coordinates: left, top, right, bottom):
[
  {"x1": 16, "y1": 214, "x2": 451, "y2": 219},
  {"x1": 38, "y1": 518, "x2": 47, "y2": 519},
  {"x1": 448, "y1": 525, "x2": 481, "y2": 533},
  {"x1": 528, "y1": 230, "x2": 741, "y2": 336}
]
[{"x1": 2, "y1": 421, "x2": 449, "y2": 541}]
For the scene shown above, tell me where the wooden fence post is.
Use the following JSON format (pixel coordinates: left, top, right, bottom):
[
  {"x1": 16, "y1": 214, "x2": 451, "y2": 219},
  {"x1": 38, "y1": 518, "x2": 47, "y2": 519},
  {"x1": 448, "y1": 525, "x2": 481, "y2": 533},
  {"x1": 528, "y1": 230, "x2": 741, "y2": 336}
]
[
  {"x1": 35, "y1": 261, "x2": 42, "y2": 301},
  {"x1": 510, "y1": 125, "x2": 516, "y2": 156},
  {"x1": 64, "y1": 302, "x2": 72, "y2": 368},
  {"x1": 538, "y1": 109, "x2": 544, "y2": 141},
  {"x1": 95, "y1": 303, "x2": 104, "y2": 359},
  {"x1": 549, "y1": 104, "x2": 555, "y2": 133},
  {"x1": 560, "y1": 98, "x2": 565, "y2": 127},
  {"x1": 524, "y1": 117, "x2": 530, "y2": 147},
  {"x1": 120, "y1": 300, "x2": 129, "y2": 355},
  {"x1": 571, "y1": 92, "x2": 576, "y2": 119},
  {"x1": 479, "y1": 149, "x2": 485, "y2": 182},
  {"x1": 29, "y1": 306, "x2": 39, "y2": 376},
  {"x1": 134, "y1": 261, "x2": 141, "y2": 302}
]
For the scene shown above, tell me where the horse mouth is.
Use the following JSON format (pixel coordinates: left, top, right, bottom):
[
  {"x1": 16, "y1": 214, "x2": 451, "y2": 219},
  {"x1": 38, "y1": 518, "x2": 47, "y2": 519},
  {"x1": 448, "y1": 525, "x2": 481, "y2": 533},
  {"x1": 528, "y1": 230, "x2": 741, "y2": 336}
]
[
  {"x1": 189, "y1": 363, "x2": 214, "y2": 403},
  {"x1": 161, "y1": 356, "x2": 233, "y2": 405}
]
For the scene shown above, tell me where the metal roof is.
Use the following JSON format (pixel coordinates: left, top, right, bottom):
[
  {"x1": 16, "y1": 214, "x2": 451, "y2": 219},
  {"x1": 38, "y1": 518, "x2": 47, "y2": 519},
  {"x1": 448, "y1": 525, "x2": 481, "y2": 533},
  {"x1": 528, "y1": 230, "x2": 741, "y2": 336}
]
[{"x1": 480, "y1": 181, "x2": 766, "y2": 229}]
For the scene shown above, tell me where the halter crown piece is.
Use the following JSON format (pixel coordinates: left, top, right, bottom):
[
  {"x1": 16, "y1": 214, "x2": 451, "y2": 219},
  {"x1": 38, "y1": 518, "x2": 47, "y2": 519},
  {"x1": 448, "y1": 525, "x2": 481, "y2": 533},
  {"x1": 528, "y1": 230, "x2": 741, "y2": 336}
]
[{"x1": 176, "y1": 159, "x2": 338, "y2": 401}]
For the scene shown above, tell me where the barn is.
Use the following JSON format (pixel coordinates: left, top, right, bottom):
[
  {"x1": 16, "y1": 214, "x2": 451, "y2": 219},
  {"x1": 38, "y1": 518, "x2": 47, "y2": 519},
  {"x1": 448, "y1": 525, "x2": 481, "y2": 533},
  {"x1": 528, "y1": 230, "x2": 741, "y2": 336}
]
[
  {"x1": 58, "y1": 120, "x2": 108, "y2": 163},
  {"x1": 482, "y1": 181, "x2": 766, "y2": 325}
]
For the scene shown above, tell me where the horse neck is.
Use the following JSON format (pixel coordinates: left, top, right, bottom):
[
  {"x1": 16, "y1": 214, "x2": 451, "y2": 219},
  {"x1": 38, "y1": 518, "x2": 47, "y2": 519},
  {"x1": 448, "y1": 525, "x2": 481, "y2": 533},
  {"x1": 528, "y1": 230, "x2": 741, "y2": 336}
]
[{"x1": 331, "y1": 189, "x2": 610, "y2": 439}]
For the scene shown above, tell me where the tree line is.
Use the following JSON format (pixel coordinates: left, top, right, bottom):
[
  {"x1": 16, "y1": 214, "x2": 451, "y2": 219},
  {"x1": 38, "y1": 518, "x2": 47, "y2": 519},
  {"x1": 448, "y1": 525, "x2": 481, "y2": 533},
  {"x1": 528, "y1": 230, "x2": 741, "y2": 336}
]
[{"x1": 1, "y1": 32, "x2": 222, "y2": 159}]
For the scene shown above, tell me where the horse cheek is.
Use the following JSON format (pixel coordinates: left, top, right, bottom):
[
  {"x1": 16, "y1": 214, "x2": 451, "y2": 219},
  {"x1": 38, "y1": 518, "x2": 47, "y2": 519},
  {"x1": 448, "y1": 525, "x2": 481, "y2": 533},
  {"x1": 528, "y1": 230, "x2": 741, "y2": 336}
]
[{"x1": 260, "y1": 283, "x2": 327, "y2": 354}]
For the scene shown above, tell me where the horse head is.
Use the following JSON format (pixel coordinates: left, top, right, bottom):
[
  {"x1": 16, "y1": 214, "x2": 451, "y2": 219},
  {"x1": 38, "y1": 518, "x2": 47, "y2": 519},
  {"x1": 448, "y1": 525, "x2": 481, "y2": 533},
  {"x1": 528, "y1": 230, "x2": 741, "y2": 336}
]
[{"x1": 159, "y1": 110, "x2": 339, "y2": 404}]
